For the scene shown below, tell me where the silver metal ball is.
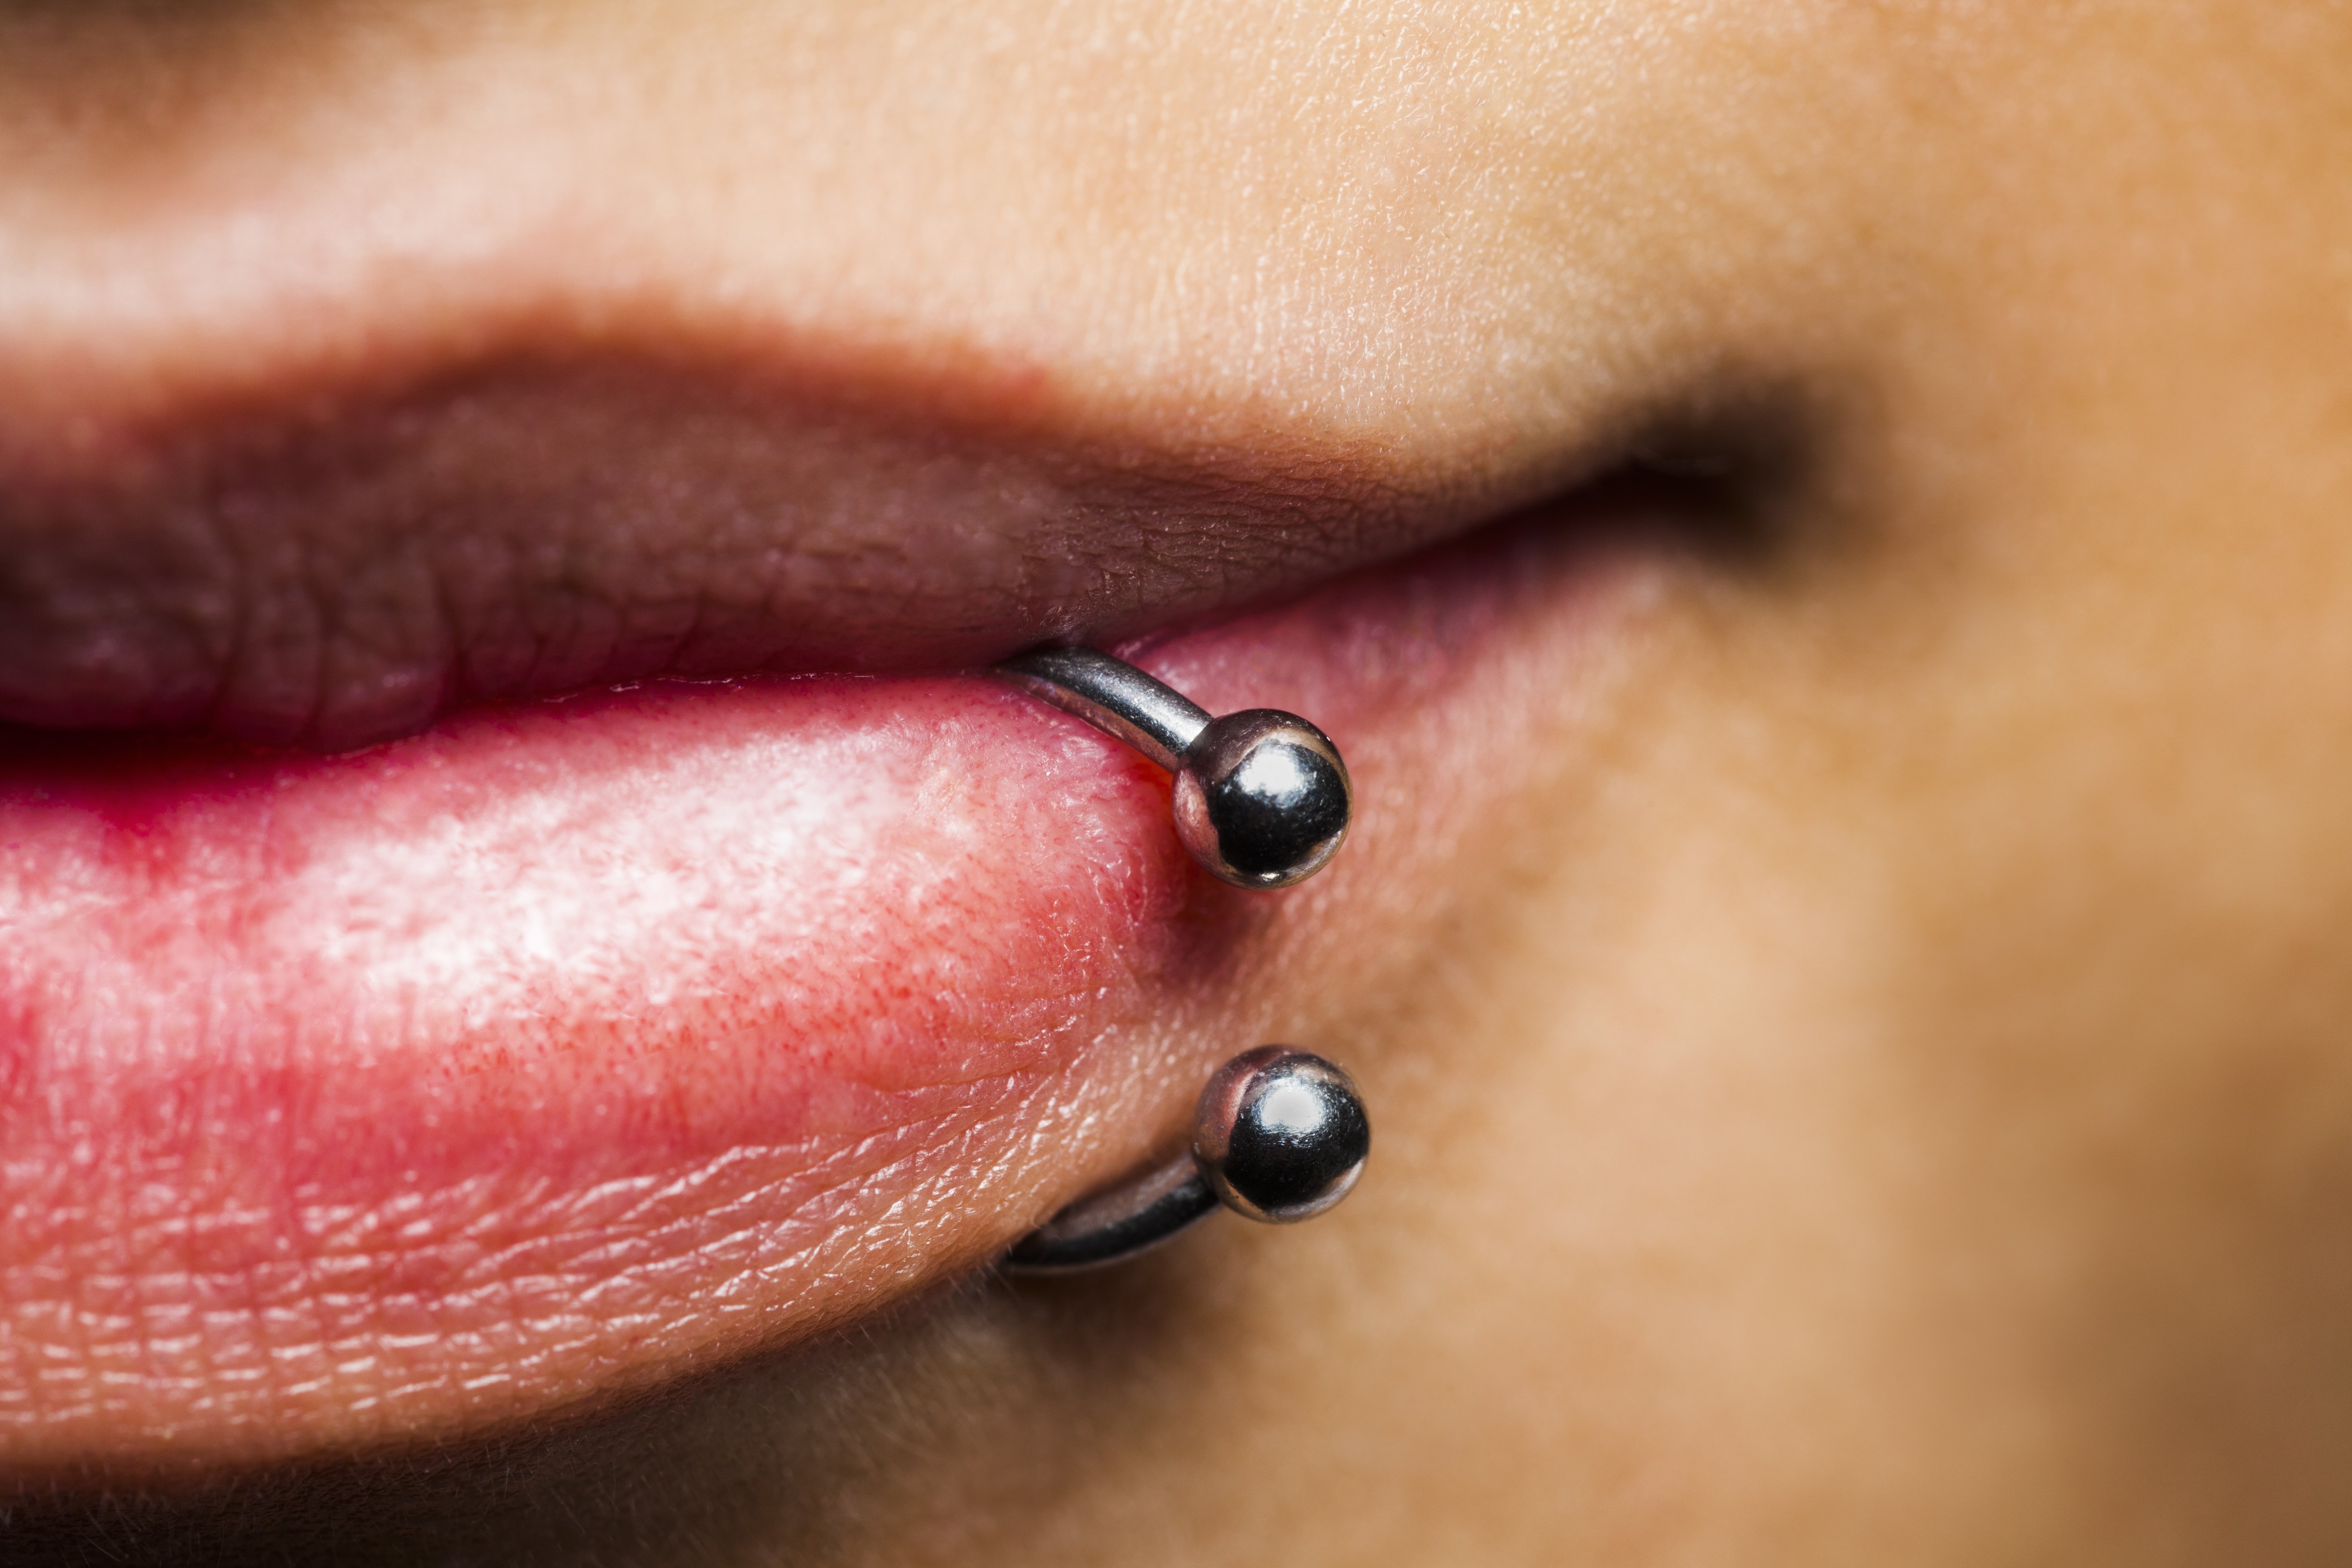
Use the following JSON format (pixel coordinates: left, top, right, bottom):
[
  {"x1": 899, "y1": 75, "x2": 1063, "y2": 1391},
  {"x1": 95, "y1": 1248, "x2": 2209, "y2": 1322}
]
[
  {"x1": 1171, "y1": 710, "x2": 1352, "y2": 890},
  {"x1": 1191, "y1": 1046, "x2": 1369, "y2": 1224}
]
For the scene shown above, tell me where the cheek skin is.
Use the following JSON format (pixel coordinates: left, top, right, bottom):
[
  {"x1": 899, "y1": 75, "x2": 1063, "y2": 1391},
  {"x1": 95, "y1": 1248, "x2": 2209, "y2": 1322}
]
[{"x1": 281, "y1": 14, "x2": 2352, "y2": 1563}]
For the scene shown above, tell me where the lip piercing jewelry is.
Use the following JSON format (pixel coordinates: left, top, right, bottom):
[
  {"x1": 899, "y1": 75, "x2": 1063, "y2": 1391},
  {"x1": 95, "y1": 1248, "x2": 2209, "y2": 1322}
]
[
  {"x1": 994, "y1": 649, "x2": 1362, "y2": 1268},
  {"x1": 993, "y1": 645, "x2": 1351, "y2": 889},
  {"x1": 1005, "y1": 1047, "x2": 1371, "y2": 1273}
]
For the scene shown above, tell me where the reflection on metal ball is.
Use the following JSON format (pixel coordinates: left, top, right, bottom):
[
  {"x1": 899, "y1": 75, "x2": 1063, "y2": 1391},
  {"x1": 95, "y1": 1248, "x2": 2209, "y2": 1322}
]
[
  {"x1": 1193, "y1": 1045, "x2": 1370, "y2": 1223},
  {"x1": 1173, "y1": 711, "x2": 1353, "y2": 890}
]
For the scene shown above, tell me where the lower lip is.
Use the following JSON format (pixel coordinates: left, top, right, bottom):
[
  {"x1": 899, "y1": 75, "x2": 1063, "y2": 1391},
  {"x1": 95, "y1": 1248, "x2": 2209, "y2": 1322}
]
[{"x1": 0, "y1": 511, "x2": 1659, "y2": 1467}]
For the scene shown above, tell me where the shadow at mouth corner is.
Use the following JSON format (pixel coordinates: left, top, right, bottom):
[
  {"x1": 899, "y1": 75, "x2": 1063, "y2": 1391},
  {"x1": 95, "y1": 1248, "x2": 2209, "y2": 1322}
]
[
  {"x1": 1599, "y1": 377, "x2": 1838, "y2": 574},
  {"x1": 0, "y1": 1246, "x2": 1227, "y2": 1568}
]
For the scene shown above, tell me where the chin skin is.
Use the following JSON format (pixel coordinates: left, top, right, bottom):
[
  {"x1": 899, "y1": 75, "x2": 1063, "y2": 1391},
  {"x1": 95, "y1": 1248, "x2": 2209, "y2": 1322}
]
[{"x1": 8, "y1": 1, "x2": 2352, "y2": 1565}]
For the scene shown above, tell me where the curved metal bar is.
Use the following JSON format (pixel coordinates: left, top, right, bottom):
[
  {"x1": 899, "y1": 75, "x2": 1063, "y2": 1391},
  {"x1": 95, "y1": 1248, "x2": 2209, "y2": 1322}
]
[
  {"x1": 994, "y1": 645, "x2": 1354, "y2": 891},
  {"x1": 993, "y1": 646, "x2": 1210, "y2": 772},
  {"x1": 1002, "y1": 1048, "x2": 1371, "y2": 1274},
  {"x1": 1001, "y1": 1154, "x2": 1219, "y2": 1274}
]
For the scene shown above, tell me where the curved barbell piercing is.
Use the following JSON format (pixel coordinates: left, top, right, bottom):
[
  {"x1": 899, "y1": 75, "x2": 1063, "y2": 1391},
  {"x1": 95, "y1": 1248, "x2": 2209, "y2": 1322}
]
[
  {"x1": 992, "y1": 646, "x2": 1352, "y2": 890},
  {"x1": 1003, "y1": 1047, "x2": 1371, "y2": 1274}
]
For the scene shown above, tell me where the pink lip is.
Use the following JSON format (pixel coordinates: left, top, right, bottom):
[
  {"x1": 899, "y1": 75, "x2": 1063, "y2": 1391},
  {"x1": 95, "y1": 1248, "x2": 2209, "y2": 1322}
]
[
  {"x1": 0, "y1": 513, "x2": 1663, "y2": 1469},
  {"x1": 1, "y1": 668, "x2": 1209, "y2": 1464}
]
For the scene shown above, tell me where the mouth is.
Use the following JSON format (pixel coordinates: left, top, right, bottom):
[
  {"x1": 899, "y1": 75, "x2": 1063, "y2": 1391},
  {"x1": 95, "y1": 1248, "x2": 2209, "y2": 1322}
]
[{"x1": 0, "y1": 315, "x2": 1720, "y2": 1473}]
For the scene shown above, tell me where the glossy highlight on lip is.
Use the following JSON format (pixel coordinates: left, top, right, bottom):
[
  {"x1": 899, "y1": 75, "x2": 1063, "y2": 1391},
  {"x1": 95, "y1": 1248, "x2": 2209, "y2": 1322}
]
[{"x1": 0, "y1": 672, "x2": 1215, "y2": 1466}]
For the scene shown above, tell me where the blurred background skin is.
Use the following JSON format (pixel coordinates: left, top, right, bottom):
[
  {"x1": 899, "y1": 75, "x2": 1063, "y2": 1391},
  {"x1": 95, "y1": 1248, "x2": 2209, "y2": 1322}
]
[{"x1": 9, "y1": 0, "x2": 2352, "y2": 1563}]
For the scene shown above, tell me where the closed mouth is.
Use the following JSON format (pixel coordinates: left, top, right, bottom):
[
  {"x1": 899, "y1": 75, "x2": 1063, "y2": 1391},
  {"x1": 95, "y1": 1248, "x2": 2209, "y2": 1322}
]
[{"x1": 0, "y1": 308, "x2": 1740, "y2": 1475}]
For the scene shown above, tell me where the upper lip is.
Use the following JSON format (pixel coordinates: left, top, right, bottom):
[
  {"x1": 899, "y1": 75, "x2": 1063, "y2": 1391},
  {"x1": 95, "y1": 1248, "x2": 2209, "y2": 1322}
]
[{"x1": 0, "y1": 331, "x2": 1582, "y2": 752}]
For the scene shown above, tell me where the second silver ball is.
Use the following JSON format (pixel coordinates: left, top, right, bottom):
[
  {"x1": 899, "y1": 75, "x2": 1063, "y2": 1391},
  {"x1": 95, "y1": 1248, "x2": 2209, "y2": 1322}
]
[{"x1": 1192, "y1": 1046, "x2": 1370, "y2": 1223}]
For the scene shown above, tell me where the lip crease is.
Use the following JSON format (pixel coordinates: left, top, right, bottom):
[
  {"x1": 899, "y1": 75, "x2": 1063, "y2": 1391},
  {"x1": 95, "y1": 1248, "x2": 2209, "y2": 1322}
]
[{"x1": 0, "y1": 343, "x2": 1679, "y2": 1473}]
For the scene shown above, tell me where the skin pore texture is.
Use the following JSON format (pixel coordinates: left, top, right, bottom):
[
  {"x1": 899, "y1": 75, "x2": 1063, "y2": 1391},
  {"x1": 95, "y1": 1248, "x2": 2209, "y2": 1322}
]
[{"x1": 7, "y1": 0, "x2": 2352, "y2": 1563}]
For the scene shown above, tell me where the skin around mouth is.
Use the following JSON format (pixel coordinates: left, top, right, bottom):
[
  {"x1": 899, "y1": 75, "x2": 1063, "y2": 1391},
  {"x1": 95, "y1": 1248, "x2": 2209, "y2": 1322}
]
[
  {"x1": 17, "y1": 1, "x2": 2352, "y2": 1562},
  {"x1": 0, "y1": 498, "x2": 1667, "y2": 1469}
]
